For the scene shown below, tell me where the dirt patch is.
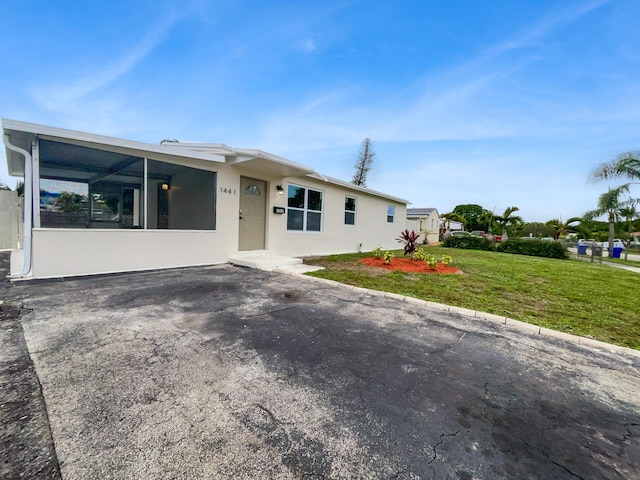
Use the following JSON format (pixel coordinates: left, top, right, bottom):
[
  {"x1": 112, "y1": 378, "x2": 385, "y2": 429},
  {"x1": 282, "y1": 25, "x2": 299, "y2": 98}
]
[{"x1": 360, "y1": 257, "x2": 461, "y2": 274}]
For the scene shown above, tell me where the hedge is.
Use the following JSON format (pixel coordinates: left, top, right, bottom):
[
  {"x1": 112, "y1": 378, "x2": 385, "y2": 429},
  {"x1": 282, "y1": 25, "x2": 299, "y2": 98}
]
[
  {"x1": 442, "y1": 235, "x2": 496, "y2": 251},
  {"x1": 496, "y1": 239, "x2": 568, "y2": 259}
]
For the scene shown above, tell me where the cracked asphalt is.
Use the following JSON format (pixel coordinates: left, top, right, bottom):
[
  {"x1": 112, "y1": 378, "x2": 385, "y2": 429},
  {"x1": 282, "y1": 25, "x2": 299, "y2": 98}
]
[{"x1": 1, "y1": 260, "x2": 639, "y2": 479}]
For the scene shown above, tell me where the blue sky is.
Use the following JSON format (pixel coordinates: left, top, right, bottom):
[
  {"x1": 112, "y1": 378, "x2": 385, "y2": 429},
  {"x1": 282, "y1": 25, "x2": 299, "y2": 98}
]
[{"x1": 2, "y1": 0, "x2": 639, "y2": 222}]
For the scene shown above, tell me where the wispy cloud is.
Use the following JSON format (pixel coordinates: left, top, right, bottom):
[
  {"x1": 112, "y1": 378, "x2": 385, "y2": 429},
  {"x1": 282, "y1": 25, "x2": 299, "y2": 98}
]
[
  {"x1": 256, "y1": 0, "x2": 616, "y2": 153},
  {"x1": 29, "y1": 11, "x2": 181, "y2": 112}
]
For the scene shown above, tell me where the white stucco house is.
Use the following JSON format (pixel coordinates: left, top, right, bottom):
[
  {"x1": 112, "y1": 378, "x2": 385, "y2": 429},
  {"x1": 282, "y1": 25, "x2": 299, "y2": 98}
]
[
  {"x1": 2, "y1": 119, "x2": 409, "y2": 280},
  {"x1": 406, "y1": 208, "x2": 440, "y2": 244}
]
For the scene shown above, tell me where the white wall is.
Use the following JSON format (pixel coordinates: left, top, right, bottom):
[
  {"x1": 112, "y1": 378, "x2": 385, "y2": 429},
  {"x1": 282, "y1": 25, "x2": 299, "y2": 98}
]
[
  {"x1": 267, "y1": 176, "x2": 406, "y2": 256},
  {"x1": 31, "y1": 229, "x2": 227, "y2": 278}
]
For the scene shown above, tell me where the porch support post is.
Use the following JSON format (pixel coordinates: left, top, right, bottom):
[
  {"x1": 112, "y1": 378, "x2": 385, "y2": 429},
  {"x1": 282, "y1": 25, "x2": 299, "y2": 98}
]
[
  {"x1": 32, "y1": 138, "x2": 41, "y2": 228},
  {"x1": 143, "y1": 158, "x2": 148, "y2": 229}
]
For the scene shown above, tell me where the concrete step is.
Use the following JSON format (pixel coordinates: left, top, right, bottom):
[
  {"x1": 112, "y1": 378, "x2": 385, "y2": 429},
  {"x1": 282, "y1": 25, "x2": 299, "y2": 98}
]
[{"x1": 229, "y1": 251, "x2": 306, "y2": 271}]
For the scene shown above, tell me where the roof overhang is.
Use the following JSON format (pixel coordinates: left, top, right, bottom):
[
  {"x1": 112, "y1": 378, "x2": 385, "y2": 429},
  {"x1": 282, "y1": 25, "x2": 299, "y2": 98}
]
[
  {"x1": 2, "y1": 119, "x2": 226, "y2": 176},
  {"x1": 151, "y1": 142, "x2": 318, "y2": 177},
  {"x1": 309, "y1": 174, "x2": 410, "y2": 205}
]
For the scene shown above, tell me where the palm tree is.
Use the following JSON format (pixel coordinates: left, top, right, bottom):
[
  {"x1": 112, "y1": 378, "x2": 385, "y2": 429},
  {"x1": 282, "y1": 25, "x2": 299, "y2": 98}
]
[
  {"x1": 584, "y1": 186, "x2": 630, "y2": 257},
  {"x1": 590, "y1": 151, "x2": 640, "y2": 182},
  {"x1": 441, "y1": 212, "x2": 467, "y2": 230},
  {"x1": 495, "y1": 206, "x2": 524, "y2": 238},
  {"x1": 478, "y1": 209, "x2": 495, "y2": 234},
  {"x1": 544, "y1": 217, "x2": 582, "y2": 240}
]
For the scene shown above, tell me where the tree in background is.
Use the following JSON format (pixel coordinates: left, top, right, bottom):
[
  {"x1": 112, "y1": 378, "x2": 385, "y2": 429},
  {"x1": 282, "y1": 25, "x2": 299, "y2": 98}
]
[
  {"x1": 352, "y1": 138, "x2": 376, "y2": 187},
  {"x1": 591, "y1": 151, "x2": 640, "y2": 184},
  {"x1": 0, "y1": 180, "x2": 10, "y2": 190},
  {"x1": 544, "y1": 217, "x2": 582, "y2": 240},
  {"x1": 452, "y1": 204, "x2": 484, "y2": 231},
  {"x1": 15, "y1": 181, "x2": 24, "y2": 196},
  {"x1": 584, "y1": 186, "x2": 629, "y2": 257},
  {"x1": 494, "y1": 206, "x2": 524, "y2": 238}
]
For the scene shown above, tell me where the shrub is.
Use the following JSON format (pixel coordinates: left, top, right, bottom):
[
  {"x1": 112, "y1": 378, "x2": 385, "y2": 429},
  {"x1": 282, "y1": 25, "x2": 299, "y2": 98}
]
[
  {"x1": 441, "y1": 255, "x2": 453, "y2": 266},
  {"x1": 372, "y1": 246, "x2": 383, "y2": 259},
  {"x1": 496, "y1": 239, "x2": 568, "y2": 259},
  {"x1": 397, "y1": 229, "x2": 421, "y2": 256},
  {"x1": 382, "y1": 250, "x2": 395, "y2": 264},
  {"x1": 414, "y1": 247, "x2": 429, "y2": 261},
  {"x1": 443, "y1": 235, "x2": 496, "y2": 251},
  {"x1": 426, "y1": 255, "x2": 438, "y2": 270}
]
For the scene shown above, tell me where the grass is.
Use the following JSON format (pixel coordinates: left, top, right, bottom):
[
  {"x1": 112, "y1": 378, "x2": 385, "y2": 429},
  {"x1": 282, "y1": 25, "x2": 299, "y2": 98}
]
[{"x1": 304, "y1": 246, "x2": 640, "y2": 350}]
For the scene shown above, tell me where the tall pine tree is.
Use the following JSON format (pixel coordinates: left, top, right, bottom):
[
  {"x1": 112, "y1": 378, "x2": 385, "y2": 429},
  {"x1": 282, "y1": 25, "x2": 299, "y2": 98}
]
[{"x1": 352, "y1": 138, "x2": 376, "y2": 187}]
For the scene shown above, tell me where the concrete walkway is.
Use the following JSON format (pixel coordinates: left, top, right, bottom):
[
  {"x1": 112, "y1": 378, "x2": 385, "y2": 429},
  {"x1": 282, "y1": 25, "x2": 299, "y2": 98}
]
[{"x1": 568, "y1": 247, "x2": 640, "y2": 273}]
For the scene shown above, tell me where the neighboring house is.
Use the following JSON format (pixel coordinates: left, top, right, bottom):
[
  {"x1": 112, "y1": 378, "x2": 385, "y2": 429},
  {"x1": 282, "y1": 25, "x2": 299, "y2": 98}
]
[
  {"x1": 406, "y1": 208, "x2": 439, "y2": 244},
  {"x1": 3, "y1": 119, "x2": 408, "y2": 280},
  {"x1": 441, "y1": 219, "x2": 464, "y2": 233}
]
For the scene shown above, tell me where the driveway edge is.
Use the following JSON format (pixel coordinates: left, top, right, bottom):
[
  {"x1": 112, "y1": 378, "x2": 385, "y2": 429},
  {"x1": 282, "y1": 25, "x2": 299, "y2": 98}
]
[{"x1": 278, "y1": 270, "x2": 640, "y2": 360}]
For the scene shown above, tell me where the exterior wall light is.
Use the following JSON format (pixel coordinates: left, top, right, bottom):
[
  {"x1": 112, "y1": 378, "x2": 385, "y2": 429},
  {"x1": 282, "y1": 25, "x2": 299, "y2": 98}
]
[
  {"x1": 276, "y1": 185, "x2": 284, "y2": 195},
  {"x1": 161, "y1": 183, "x2": 170, "y2": 190}
]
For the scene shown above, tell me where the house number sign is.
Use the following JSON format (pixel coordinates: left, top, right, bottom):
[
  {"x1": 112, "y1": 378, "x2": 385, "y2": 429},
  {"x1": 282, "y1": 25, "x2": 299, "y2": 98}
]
[{"x1": 219, "y1": 187, "x2": 237, "y2": 195}]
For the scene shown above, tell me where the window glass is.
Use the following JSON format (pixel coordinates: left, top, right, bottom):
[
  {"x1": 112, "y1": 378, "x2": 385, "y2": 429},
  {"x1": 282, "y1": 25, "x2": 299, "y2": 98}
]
[
  {"x1": 308, "y1": 190, "x2": 323, "y2": 211},
  {"x1": 288, "y1": 185, "x2": 305, "y2": 208},
  {"x1": 286, "y1": 184, "x2": 323, "y2": 232},
  {"x1": 91, "y1": 182, "x2": 122, "y2": 222},
  {"x1": 307, "y1": 212, "x2": 322, "y2": 231},
  {"x1": 39, "y1": 179, "x2": 89, "y2": 227},
  {"x1": 37, "y1": 139, "x2": 216, "y2": 230},
  {"x1": 287, "y1": 209, "x2": 304, "y2": 231},
  {"x1": 345, "y1": 196, "x2": 356, "y2": 225},
  {"x1": 345, "y1": 212, "x2": 355, "y2": 225},
  {"x1": 387, "y1": 205, "x2": 395, "y2": 223}
]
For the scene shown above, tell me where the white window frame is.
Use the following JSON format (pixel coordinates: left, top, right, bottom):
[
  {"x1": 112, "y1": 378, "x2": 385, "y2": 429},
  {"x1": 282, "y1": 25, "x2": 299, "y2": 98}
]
[
  {"x1": 344, "y1": 196, "x2": 356, "y2": 226},
  {"x1": 387, "y1": 205, "x2": 395, "y2": 223},
  {"x1": 286, "y1": 184, "x2": 323, "y2": 232}
]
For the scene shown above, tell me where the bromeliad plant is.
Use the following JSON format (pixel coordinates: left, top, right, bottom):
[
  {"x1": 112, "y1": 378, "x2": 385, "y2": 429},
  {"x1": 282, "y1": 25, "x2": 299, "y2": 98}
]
[
  {"x1": 372, "y1": 246, "x2": 384, "y2": 259},
  {"x1": 382, "y1": 250, "x2": 395, "y2": 264},
  {"x1": 397, "y1": 229, "x2": 421, "y2": 256}
]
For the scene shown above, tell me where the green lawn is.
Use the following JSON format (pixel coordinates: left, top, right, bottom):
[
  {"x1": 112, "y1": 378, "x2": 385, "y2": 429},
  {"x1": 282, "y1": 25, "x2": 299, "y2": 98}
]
[{"x1": 304, "y1": 246, "x2": 640, "y2": 350}]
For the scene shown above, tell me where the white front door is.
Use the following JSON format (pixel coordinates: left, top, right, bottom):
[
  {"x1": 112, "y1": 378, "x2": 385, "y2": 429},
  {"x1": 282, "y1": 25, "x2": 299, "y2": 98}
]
[{"x1": 239, "y1": 177, "x2": 266, "y2": 251}]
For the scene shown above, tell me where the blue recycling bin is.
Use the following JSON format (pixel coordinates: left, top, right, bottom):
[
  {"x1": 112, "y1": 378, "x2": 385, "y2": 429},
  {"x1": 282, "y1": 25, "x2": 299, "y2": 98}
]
[
  {"x1": 577, "y1": 244, "x2": 588, "y2": 255},
  {"x1": 612, "y1": 247, "x2": 623, "y2": 258}
]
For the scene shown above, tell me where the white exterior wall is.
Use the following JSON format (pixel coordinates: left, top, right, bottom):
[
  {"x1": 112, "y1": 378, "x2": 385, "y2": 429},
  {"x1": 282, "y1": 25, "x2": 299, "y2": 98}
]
[
  {"x1": 31, "y1": 229, "x2": 227, "y2": 279},
  {"x1": 22, "y1": 155, "x2": 407, "y2": 278},
  {"x1": 267, "y1": 176, "x2": 406, "y2": 256}
]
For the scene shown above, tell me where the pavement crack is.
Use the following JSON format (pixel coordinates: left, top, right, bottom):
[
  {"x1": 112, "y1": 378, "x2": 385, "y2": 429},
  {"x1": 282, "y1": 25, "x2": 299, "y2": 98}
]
[
  {"x1": 523, "y1": 440, "x2": 585, "y2": 480},
  {"x1": 427, "y1": 332, "x2": 467, "y2": 356},
  {"x1": 427, "y1": 429, "x2": 460, "y2": 464},
  {"x1": 255, "y1": 403, "x2": 294, "y2": 426}
]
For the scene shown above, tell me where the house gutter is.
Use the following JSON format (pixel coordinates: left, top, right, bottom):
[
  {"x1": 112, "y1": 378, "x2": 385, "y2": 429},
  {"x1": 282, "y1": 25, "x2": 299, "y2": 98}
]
[{"x1": 3, "y1": 134, "x2": 32, "y2": 278}]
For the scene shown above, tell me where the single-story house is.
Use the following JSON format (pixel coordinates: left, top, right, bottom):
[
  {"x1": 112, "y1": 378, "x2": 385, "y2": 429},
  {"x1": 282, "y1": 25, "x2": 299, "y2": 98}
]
[
  {"x1": 406, "y1": 208, "x2": 439, "y2": 244},
  {"x1": 3, "y1": 119, "x2": 409, "y2": 280}
]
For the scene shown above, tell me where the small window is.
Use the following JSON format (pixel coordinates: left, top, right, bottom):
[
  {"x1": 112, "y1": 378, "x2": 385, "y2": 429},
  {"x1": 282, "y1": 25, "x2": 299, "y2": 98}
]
[
  {"x1": 345, "y1": 196, "x2": 356, "y2": 225},
  {"x1": 287, "y1": 184, "x2": 323, "y2": 232},
  {"x1": 387, "y1": 205, "x2": 395, "y2": 223}
]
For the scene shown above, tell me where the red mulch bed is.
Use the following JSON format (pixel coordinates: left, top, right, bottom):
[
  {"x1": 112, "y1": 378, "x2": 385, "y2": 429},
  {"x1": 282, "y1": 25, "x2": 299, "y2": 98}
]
[{"x1": 360, "y1": 257, "x2": 461, "y2": 274}]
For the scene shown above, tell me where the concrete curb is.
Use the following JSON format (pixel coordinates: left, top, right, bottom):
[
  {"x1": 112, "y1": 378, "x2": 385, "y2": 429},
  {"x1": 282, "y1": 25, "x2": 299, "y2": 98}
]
[{"x1": 277, "y1": 270, "x2": 640, "y2": 360}]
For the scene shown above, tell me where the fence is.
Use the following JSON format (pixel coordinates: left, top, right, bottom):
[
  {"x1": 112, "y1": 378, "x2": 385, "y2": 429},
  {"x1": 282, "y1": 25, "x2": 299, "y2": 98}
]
[{"x1": 0, "y1": 191, "x2": 23, "y2": 249}]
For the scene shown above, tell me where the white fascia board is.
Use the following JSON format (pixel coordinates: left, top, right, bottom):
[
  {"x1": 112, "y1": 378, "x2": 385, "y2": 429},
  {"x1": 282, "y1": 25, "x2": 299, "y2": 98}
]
[
  {"x1": 307, "y1": 173, "x2": 411, "y2": 205},
  {"x1": 2, "y1": 119, "x2": 226, "y2": 165}
]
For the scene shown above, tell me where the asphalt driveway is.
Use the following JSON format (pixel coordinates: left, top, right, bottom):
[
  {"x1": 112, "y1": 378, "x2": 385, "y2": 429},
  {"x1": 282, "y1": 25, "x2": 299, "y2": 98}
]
[{"x1": 3, "y1": 263, "x2": 640, "y2": 479}]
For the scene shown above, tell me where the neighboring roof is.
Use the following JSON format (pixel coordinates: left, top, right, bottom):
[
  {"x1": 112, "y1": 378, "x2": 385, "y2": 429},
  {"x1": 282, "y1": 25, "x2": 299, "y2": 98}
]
[
  {"x1": 407, "y1": 207, "x2": 438, "y2": 217},
  {"x1": 2, "y1": 119, "x2": 225, "y2": 176}
]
